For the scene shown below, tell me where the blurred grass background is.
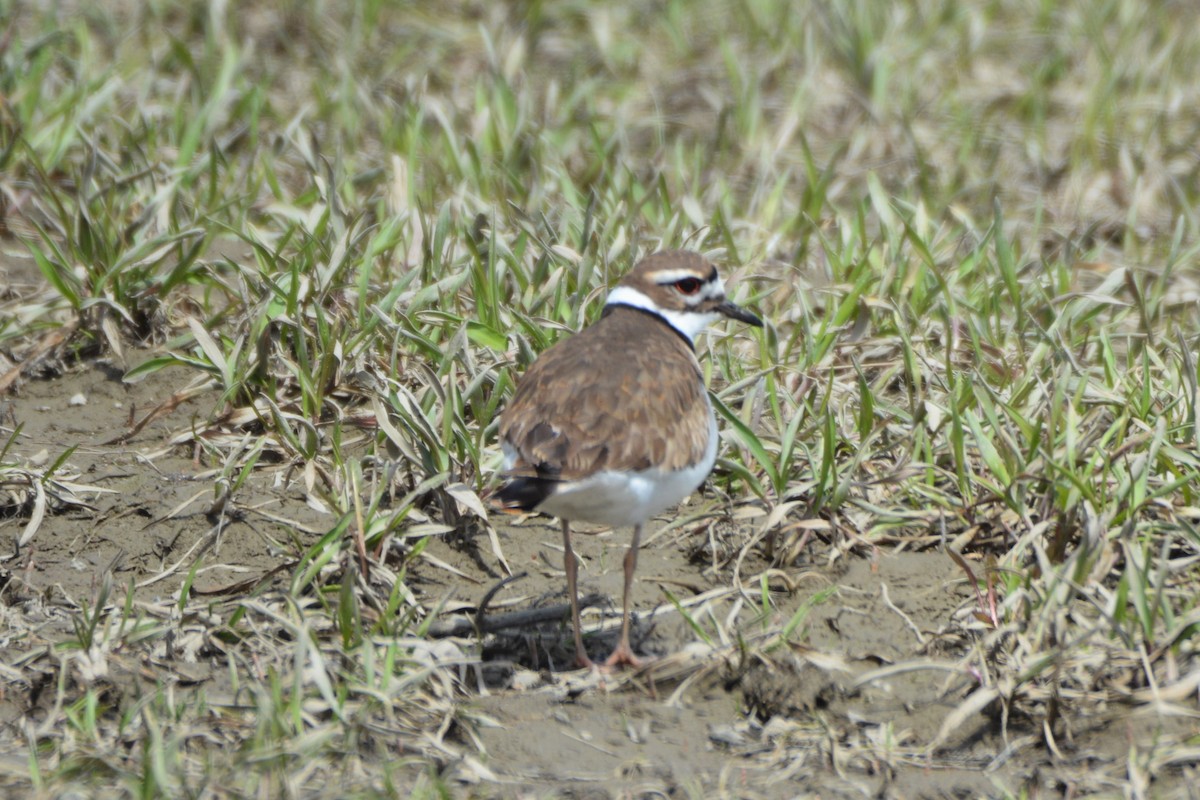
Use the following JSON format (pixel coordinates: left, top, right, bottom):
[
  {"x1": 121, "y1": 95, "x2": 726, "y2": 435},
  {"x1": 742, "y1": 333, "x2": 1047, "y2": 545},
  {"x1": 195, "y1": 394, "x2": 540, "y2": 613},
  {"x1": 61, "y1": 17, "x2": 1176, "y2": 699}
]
[{"x1": 3, "y1": 0, "x2": 1200, "y2": 796}]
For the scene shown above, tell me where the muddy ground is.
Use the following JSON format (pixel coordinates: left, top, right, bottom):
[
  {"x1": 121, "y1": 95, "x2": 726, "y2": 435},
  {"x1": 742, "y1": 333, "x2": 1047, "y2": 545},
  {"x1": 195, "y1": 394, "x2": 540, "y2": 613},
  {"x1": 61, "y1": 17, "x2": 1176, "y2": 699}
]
[{"x1": 1, "y1": 256, "x2": 1189, "y2": 798}]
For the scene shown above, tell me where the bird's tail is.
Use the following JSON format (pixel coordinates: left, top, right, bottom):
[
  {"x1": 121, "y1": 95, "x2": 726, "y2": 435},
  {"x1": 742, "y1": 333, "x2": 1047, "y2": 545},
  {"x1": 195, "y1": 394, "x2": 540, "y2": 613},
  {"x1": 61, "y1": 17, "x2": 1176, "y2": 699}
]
[{"x1": 489, "y1": 475, "x2": 557, "y2": 514}]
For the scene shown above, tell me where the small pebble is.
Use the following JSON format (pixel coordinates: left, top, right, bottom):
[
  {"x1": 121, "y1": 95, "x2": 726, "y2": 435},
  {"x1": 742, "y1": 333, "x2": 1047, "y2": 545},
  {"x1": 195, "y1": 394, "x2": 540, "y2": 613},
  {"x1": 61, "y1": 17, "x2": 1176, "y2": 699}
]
[{"x1": 69, "y1": 393, "x2": 87, "y2": 406}]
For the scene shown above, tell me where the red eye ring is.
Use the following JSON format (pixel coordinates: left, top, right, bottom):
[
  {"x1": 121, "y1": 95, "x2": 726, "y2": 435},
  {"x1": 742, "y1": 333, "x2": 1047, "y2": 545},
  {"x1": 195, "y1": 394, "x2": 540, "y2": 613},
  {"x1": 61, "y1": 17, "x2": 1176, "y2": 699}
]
[{"x1": 675, "y1": 278, "x2": 702, "y2": 295}]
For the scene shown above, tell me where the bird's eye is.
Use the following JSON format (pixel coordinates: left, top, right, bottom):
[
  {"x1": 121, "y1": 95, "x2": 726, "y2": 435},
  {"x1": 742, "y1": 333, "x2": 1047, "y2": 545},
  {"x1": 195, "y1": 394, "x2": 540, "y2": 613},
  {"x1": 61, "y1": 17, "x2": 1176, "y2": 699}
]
[{"x1": 675, "y1": 278, "x2": 702, "y2": 295}]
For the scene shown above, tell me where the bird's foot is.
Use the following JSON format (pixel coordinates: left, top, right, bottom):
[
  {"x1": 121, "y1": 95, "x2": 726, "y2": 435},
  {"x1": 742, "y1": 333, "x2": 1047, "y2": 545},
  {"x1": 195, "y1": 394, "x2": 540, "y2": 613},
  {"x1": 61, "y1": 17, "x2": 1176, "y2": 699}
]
[
  {"x1": 601, "y1": 643, "x2": 645, "y2": 670},
  {"x1": 570, "y1": 646, "x2": 644, "y2": 674}
]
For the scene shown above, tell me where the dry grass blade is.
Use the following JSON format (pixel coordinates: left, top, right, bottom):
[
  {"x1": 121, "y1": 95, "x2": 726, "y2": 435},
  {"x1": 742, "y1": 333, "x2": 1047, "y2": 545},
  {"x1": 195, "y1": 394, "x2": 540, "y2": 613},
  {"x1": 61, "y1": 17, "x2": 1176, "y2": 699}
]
[
  {"x1": 926, "y1": 685, "x2": 1002, "y2": 754},
  {"x1": 16, "y1": 473, "x2": 44, "y2": 547}
]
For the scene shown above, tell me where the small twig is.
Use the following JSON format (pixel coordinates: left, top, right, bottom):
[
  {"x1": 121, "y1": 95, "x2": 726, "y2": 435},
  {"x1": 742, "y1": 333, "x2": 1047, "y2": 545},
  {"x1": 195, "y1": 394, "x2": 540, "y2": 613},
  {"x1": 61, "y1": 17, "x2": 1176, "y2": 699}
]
[
  {"x1": 881, "y1": 583, "x2": 926, "y2": 646},
  {"x1": 101, "y1": 378, "x2": 217, "y2": 445},
  {"x1": 426, "y1": 592, "x2": 606, "y2": 638},
  {"x1": 137, "y1": 523, "x2": 223, "y2": 588},
  {"x1": 474, "y1": 571, "x2": 528, "y2": 636},
  {"x1": 189, "y1": 561, "x2": 296, "y2": 596}
]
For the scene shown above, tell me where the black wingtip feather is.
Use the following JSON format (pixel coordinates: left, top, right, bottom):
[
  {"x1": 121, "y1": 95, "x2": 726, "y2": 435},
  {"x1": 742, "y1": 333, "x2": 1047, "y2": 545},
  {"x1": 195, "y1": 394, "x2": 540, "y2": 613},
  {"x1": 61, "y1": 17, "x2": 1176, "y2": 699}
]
[{"x1": 492, "y1": 476, "x2": 557, "y2": 513}]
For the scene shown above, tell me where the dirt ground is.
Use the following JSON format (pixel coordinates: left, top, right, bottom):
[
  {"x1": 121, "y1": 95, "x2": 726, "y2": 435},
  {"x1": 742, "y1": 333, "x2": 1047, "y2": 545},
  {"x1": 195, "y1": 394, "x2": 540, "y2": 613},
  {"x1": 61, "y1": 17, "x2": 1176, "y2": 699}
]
[{"x1": 1, "y1": 255, "x2": 1193, "y2": 798}]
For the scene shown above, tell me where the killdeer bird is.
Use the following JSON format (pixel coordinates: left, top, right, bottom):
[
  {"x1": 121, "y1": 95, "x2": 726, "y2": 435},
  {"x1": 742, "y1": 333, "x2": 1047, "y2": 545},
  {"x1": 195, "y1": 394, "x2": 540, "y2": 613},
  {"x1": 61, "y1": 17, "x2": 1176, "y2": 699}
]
[{"x1": 495, "y1": 250, "x2": 761, "y2": 669}]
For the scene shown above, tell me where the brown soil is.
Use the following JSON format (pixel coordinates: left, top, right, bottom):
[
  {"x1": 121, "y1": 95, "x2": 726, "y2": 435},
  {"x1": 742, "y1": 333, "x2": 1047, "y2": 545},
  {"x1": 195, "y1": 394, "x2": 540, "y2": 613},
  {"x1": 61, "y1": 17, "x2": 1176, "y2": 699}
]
[
  {"x1": 0, "y1": 312, "x2": 1189, "y2": 796},
  {"x1": 2, "y1": 359, "x2": 331, "y2": 605}
]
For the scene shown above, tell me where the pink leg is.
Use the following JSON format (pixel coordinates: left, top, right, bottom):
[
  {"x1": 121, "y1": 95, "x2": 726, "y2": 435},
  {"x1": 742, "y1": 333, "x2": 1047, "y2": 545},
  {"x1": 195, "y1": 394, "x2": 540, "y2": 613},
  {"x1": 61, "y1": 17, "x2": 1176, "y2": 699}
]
[
  {"x1": 604, "y1": 523, "x2": 645, "y2": 669},
  {"x1": 562, "y1": 519, "x2": 595, "y2": 669}
]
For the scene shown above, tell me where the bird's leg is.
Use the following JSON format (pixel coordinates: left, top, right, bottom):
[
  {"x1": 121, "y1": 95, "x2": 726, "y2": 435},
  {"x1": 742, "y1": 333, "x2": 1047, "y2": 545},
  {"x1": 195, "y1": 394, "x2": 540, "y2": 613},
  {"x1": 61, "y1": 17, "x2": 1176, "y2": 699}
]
[
  {"x1": 604, "y1": 523, "x2": 645, "y2": 668},
  {"x1": 562, "y1": 519, "x2": 595, "y2": 669}
]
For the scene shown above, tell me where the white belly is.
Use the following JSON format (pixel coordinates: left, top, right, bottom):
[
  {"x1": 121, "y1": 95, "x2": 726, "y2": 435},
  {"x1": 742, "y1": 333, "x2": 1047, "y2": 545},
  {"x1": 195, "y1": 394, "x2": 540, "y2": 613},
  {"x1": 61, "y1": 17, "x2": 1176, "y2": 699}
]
[{"x1": 533, "y1": 411, "x2": 719, "y2": 528}]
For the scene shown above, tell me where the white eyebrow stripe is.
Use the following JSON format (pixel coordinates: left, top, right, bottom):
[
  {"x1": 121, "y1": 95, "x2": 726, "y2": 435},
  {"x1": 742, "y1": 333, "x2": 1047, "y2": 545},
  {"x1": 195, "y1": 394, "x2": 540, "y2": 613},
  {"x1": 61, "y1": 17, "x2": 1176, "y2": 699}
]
[{"x1": 650, "y1": 268, "x2": 716, "y2": 285}]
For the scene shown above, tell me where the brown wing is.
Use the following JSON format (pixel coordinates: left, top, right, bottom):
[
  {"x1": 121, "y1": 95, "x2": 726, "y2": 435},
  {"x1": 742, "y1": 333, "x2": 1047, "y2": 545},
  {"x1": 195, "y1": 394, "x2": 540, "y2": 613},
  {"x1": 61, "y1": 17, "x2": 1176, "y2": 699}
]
[{"x1": 499, "y1": 307, "x2": 713, "y2": 481}]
